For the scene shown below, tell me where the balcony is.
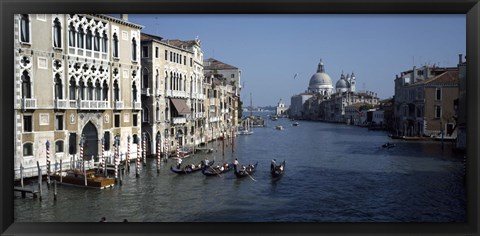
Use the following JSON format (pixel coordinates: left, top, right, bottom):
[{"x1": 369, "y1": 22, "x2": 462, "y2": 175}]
[
  {"x1": 209, "y1": 116, "x2": 220, "y2": 123},
  {"x1": 22, "y1": 98, "x2": 37, "y2": 110},
  {"x1": 142, "y1": 88, "x2": 151, "y2": 96},
  {"x1": 133, "y1": 101, "x2": 142, "y2": 110},
  {"x1": 195, "y1": 112, "x2": 204, "y2": 119},
  {"x1": 54, "y1": 99, "x2": 68, "y2": 109},
  {"x1": 69, "y1": 100, "x2": 78, "y2": 109},
  {"x1": 209, "y1": 98, "x2": 216, "y2": 106},
  {"x1": 114, "y1": 101, "x2": 124, "y2": 110},
  {"x1": 79, "y1": 100, "x2": 108, "y2": 110},
  {"x1": 173, "y1": 117, "x2": 187, "y2": 124},
  {"x1": 155, "y1": 89, "x2": 162, "y2": 97},
  {"x1": 166, "y1": 90, "x2": 187, "y2": 98}
]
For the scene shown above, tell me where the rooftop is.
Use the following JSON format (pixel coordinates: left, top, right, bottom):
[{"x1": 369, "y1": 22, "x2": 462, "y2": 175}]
[{"x1": 204, "y1": 58, "x2": 238, "y2": 70}]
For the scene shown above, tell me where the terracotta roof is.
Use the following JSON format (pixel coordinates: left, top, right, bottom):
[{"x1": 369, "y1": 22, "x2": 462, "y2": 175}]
[
  {"x1": 414, "y1": 70, "x2": 458, "y2": 86},
  {"x1": 141, "y1": 32, "x2": 163, "y2": 42},
  {"x1": 162, "y1": 39, "x2": 198, "y2": 48},
  {"x1": 204, "y1": 58, "x2": 238, "y2": 70}
]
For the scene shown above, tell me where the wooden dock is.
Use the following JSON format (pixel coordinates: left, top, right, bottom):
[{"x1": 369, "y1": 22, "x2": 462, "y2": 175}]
[{"x1": 14, "y1": 187, "x2": 38, "y2": 198}]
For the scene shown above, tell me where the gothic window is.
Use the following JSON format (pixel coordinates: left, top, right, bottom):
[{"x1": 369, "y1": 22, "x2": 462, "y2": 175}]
[
  {"x1": 68, "y1": 23, "x2": 75, "y2": 47},
  {"x1": 79, "y1": 79, "x2": 85, "y2": 100},
  {"x1": 113, "y1": 80, "x2": 119, "y2": 101},
  {"x1": 102, "y1": 80, "x2": 108, "y2": 101},
  {"x1": 165, "y1": 72, "x2": 168, "y2": 91},
  {"x1": 156, "y1": 104, "x2": 160, "y2": 121},
  {"x1": 132, "y1": 83, "x2": 137, "y2": 102},
  {"x1": 87, "y1": 79, "x2": 94, "y2": 100},
  {"x1": 169, "y1": 72, "x2": 173, "y2": 90},
  {"x1": 20, "y1": 14, "x2": 30, "y2": 43},
  {"x1": 21, "y1": 70, "x2": 32, "y2": 98},
  {"x1": 131, "y1": 37, "x2": 137, "y2": 61},
  {"x1": 86, "y1": 27, "x2": 93, "y2": 50},
  {"x1": 102, "y1": 32, "x2": 108, "y2": 53},
  {"x1": 53, "y1": 18, "x2": 62, "y2": 48},
  {"x1": 54, "y1": 74, "x2": 63, "y2": 99},
  {"x1": 95, "y1": 80, "x2": 101, "y2": 100},
  {"x1": 69, "y1": 77, "x2": 76, "y2": 100},
  {"x1": 112, "y1": 33, "x2": 119, "y2": 58},
  {"x1": 77, "y1": 26, "x2": 84, "y2": 49},
  {"x1": 155, "y1": 70, "x2": 159, "y2": 90},
  {"x1": 94, "y1": 30, "x2": 100, "y2": 51},
  {"x1": 142, "y1": 68, "x2": 149, "y2": 89}
]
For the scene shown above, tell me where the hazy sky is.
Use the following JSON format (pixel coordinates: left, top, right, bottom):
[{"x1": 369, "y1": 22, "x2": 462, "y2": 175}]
[{"x1": 127, "y1": 14, "x2": 465, "y2": 107}]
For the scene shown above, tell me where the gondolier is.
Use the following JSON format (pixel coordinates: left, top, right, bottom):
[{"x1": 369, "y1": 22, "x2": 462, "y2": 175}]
[{"x1": 176, "y1": 158, "x2": 182, "y2": 168}]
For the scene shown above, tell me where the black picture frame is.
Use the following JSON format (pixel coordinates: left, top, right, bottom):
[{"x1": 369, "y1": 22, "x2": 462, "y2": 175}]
[{"x1": 1, "y1": 0, "x2": 479, "y2": 235}]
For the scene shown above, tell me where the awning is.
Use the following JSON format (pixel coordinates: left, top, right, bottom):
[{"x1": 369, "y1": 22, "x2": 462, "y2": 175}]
[{"x1": 170, "y1": 98, "x2": 191, "y2": 115}]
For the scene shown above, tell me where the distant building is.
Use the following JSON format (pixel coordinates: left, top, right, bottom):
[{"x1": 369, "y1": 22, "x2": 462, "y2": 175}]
[
  {"x1": 456, "y1": 54, "x2": 466, "y2": 151},
  {"x1": 275, "y1": 99, "x2": 288, "y2": 116},
  {"x1": 290, "y1": 93, "x2": 313, "y2": 119}
]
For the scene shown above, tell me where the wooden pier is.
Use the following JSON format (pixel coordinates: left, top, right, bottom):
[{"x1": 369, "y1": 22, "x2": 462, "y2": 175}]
[{"x1": 14, "y1": 187, "x2": 39, "y2": 198}]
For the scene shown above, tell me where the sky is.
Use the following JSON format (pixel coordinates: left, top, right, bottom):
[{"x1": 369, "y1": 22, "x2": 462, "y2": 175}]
[{"x1": 126, "y1": 14, "x2": 465, "y2": 107}]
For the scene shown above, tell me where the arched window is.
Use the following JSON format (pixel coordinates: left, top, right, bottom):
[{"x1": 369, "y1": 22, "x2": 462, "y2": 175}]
[
  {"x1": 113, "y1": 80, "x2": 119, "y2": 101},
  {"x1": 68, "y1": 23, "x2": 75, "y2": 47},
  {"x1": 102, "y1": 80, "x2": 108, "y2": 101},
  {"x1": 95, "y1": 79, "x2": 101, "y2": 100},
  {"x1": 169, "y1": 72, "x2": 173, "y2": 90},
  {"x1": 102, "y1": 31, "x2": 108, "y2": 53},
  {"x1": 53, "y1": 18, "x2": 62, "y2": 48},
  {"x1": 132, "y1": 83, "x2": 137, "y2": 102},
  {"x1": 142, "y1": 68, "x2": 149, "y2": 89},
  {"x1": 156, "y1": 103, "x2": 160, "y2": 121},
  {"x1": 79, "y1": 79, "x2": 85, "y2": 100},
  {"x1": 131, "y1": 37, "x2": 137, "y2": 61},
  {"x1": 112, "y1": 33, "x2": 118, "y2": 57},
  {"x1": 54, "y1": 74, "x2": 63, "y2": 99},
  {"x1": 23, "y1": 143, "x2": 33, "y2": 156},
  {"x1": 21, "y1": 70, "x2": 31, "y2": 98},
  {"x1": 20, "y1": 14, "x2": 30, "y2": 43},
  {"x1": 165, "y1": 71, "x2": 168, "y2": 91},
  {"x1": 77, "y1": 26, "x2": 84, "y2": 49},
  {"x1": 87, "y1": 79, "x2": 94, "y2": 100},
  {"x1": 55, "y1": 140, "x2": 64, "y2": 153},
  {"x1": 86, "y1": 27, "x2": 92, "y2": 50},
  {"x1": 155, "y1": 70, "x2": 159, "y2": 91},
  {"x1": 94, "y1": 29, "x2": 100, "y2": 51},
  {"x1": 69, "y1": 77, "x2": 76, "y2": 100},
  {"x1": 179, "y1": 74, "x2": 182, "y2": 91}
]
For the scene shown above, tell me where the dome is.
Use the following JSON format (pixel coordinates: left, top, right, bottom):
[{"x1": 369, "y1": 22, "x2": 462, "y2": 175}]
[
  {"x1": 308, "y1": 60, "x2": 333, "y2": 90},
  {"x1": 336, "y1": 78, "x2": 349, "y2": 88}
]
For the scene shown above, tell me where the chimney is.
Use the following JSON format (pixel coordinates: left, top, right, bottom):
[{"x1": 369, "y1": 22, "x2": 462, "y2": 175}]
[
  {"x1": 120, "y1": 14, "x2": 128, "y2": 21},
  {"x1": 458, "y1": 53, "x2": 463, "y2": 64}
]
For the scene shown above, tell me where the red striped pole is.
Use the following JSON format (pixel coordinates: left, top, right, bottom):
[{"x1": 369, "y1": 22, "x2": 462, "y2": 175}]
[
  {"x1": 101, "y1": 138, "x2": 105, "y2": 175},
  {"x1": 127, "y1": 135, "x2": 131, "y2": 173},
  {"x1": 143, "y1": 133, "x2": 147, "y2": 166},
  {"x1": 176, "y1": 139, "x2": 180, "y2": 159},
  {"x1": 157, "y1": 136, "x2": 161, "y2": 173},
  {"x1": 46, "y1": 141, "x2": 51, "y2": 186},
  {"x1": 80, "y1": 138, "x2": 84, "y2": 171},
  {"x1": 136, "y1": 136, "x2": 140, "y2": 178},
  {"x1": 114, "y1": 137, "x2": 118, "y2": 181},
  {"x1": 164, "y1": 138, "x2": 168, "y2": 161}
]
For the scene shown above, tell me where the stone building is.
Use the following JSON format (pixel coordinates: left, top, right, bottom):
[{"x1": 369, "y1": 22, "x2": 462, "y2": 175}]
[
  {"x1": 275, "y1": 99, "x2": 288, "y2": 116},
  {"x1": 393, "y1": 64, "x2": 458, "y2": 137},
  {"x1": 14, "y1": 14, "x2": 143, "y2": 178},
  {"x1": 140, "y1": 33, "x2": 206, "y2": 156}
]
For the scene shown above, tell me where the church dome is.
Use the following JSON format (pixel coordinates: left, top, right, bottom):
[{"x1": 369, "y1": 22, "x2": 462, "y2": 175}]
[
  {"x1": 308, "y1": 60, "x2": 333, "y2": 90},
  {"x1": 336, "y1": 73, "x2": 350, "y2": 88}
]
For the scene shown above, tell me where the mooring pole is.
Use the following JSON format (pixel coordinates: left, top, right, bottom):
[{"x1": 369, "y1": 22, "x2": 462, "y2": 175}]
[{"x1": 37, "y1": 161, "x2": 42, "y2": 201}]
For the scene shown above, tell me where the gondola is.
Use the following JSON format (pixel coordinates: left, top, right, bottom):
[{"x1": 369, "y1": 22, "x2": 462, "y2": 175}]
[
  {"x1": 202, "y1": 163, "x2": 233, "y2": 176},
  {"x1": 382, "y1": 142, "x2": 396, "y2": 148},
  {"x1": 170, "y1": 160, "x2": 214, "y2": 175},
  {"x1": 233, "y1": 162, "x2": 258, "y2": 178},
  {"x1": 271, "y1": 160, "x2": 285, "y2": 178}
]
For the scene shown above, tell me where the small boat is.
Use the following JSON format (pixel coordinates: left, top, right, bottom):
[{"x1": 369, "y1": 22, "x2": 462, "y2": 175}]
[
  {"x1": 233, "y1": 162, "x2": 258, "y2": 178},
  {"x1": 292, "y1": 122, "x2": 299, "y2": 126},
  {"x1": 275, "y1": 125, "x2": 284, "y2": 130},
  {"x1": 382, "y1": 142, "x2": 396, "y2": 148},
  {"x1": 271, "y1": 160, "x2": 285, "y2": 178},
  {"x1": 202, "y1": 163, "x2": 233, "y2": 176},
  {"x1": 51, "y1": 169, "x2": 115, "y2": 189},
  {"x1": 169, "y1": 146, "x2": 192, "y2": 158},
  {"x1": 170, "y1": 160, "x2": 214, "y2": 174},
  {"x1": 195, "y1": 147, "x2": 214, "y2": 154}
]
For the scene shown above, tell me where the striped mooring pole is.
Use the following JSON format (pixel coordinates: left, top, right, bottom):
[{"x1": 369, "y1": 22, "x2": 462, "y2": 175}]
[
  {"x1": 143, "y1": 132, "x2": 147, "y2": 166},
  {"x1": 157, "y1": 135, "x2": 161, "y2": 173},
  {"x1": 136, "y1": 136, "x2": 141, "y2": 178},
  {"x1": 127, "y1": 135, "x2": 131, "y2": 173},
  {"x1": 46, "y1": 140, "x2": 51, "y2": 186},
  {"x1": 114, "y1": 136, "x2": 119, "y2": 181},
  {"x1": 101, "y1": 137, "x2": 105, "y2": 175}
]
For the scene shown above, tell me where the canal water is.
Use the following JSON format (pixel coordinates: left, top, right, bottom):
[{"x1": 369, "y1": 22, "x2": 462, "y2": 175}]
[{"x1": 14, "y1": 115, "x2": 466, "y2": 222}]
